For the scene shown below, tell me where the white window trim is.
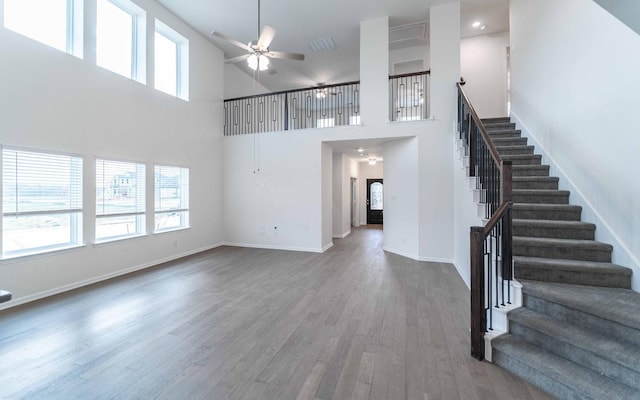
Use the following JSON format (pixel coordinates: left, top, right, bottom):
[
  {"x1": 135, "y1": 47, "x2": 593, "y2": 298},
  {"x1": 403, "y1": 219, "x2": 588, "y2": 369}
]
[{"x1": 155, "y1": 19, "x2": 189, "y2": 101}]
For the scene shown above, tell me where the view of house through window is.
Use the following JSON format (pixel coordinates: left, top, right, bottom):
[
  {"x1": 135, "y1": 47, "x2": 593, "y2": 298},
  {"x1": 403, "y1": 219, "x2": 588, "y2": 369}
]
[
  {"x1": 3, "y1": 0, "x2": 82, "y2": 57},
  {"x1": 96, "y1": 159, "x2": 146, "y2": 241},
  {"x1": 154, "y1": 165, "x2": 189, "y2": 232},
  {"x1": 2, "y1": 148, "x2": 83, "y2": 258}
]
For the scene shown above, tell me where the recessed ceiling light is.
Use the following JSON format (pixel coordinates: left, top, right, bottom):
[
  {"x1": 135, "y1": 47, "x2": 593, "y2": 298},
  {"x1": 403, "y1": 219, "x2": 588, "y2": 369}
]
[
  {"x1": 472, "y1": 21, "x2": 481, "y2": 28},
  {"x1": 357, "y1": 147, "x2": 364, "y2": 153},
  {"x1": 480, "y1": 25, "x2": 487, "y2": 31}
]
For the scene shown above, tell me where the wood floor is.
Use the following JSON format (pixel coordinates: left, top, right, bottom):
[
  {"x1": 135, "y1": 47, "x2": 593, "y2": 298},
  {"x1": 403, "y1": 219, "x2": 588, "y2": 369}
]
[{"x1": 0, "y1": 226, "x2": 553, "y2": 400}]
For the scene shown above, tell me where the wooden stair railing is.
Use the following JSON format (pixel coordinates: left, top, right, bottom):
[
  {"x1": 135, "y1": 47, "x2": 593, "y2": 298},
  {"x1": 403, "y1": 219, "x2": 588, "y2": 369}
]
[{"x1": 457, "y1": 82, "x2": 514, "y2": 361}]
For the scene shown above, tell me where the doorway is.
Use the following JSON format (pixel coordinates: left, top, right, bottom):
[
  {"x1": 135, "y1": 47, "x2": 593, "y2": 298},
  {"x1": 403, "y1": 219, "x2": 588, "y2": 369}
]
[{"x1": 366, "y1": 179, "x2": 383, "y2": 224}]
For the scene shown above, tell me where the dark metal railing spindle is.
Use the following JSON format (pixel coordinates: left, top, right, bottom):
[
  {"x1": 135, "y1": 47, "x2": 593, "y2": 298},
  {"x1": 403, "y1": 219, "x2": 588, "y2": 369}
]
[{"x1": 458, "y1": 82, "x2": 514, "y2": 361}]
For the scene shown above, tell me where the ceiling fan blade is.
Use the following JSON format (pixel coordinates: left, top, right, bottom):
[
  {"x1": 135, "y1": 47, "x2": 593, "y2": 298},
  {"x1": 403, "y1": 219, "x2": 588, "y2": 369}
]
[
  {"x1": 266, "y1": 51, "x2": 305, "y2": 61},
  {"x1": 211, "y1": 31, "x2": 251, "y2": 51},
  {"x1": 257, "y1": 25, "x2": 277, "y2": 49},
  {"x1": 225, "y1": 54, "x2": 251, "y2": 64}
]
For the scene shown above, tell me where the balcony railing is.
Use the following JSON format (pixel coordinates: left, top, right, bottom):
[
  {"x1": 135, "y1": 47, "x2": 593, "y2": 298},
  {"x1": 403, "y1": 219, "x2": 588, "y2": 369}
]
[
  {"x1": 389, "y1": 70, "x2": 430, "y2": 122},
  {"x1": 224, "y1": 81, "x2": 360, "y2": 136}
]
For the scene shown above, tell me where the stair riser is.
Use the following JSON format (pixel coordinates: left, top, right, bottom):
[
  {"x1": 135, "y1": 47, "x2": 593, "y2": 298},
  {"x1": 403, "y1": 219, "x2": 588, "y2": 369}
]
[
  {"x1": 509, "y1": 321, "x2": 640, "y2": 390},
  {"x1": 513, "y1": 225, "x2": 594, "y2": 240},
  {"x1": 502, "y1": 156, "x2": 542, "y2": 166},
  {"x1": 523, "y1": 294, "x2": 640, "y2": 347},
  {"x1": 514, "y1": 265, "x2": 631, "y2": 288},
  {"x1": 512, "y1": 208, "x2": 581, "y2": 221},
  {"x1": 488, "y1": 132, "x2": 522, "y2": 139},
  {"x1": 512, "y1": 180, "x2": 559, "y2": 190},
  {"x1": 513, "y1": 242, "x2": 611, "y2": 262},
  {"x1": 484, "y1": 122, "x2": 516, "y2": 129},
  {"x1": 491, "y1": 138, "x2": 528, "y2": 147},
  {"x1": 512, "y1": 193, "x2": 569, "y2": 204},
  {"x1": 512, "y1": 167, "x2": 550, "y2": 177},
  {"x1": 497, "y1": 147, "x2": 535, "y2": 156},
  {"x1": 492, "y1": 349, "x2": 582, "y2": 400}
]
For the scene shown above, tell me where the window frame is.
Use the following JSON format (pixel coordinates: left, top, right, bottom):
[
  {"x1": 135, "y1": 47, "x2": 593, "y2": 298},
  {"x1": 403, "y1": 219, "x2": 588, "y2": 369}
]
[
  {"x1": 95, "y1": 157, "x2": 146, "y2": 243},
  {"x1": 1, "y1": 146, "x2": 84, "y2": 259},
  {"x1": 3, "y1": 0, "x2": 84, "y2": 58},
  {"x1": 154, "y1": 19, "x2": 189, "y2": 100},
  {"x1": 153, "y1": 165, "x2": 189, "y2": 233},
  {"x1": 96, "y1": 0, "x2": 146, "y2": 83}
]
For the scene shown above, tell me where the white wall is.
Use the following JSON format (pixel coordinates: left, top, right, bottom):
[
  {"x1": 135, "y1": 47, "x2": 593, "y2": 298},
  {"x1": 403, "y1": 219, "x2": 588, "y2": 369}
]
[
  {"x1": 510, "y1": 0, "x2": 640, "y2": 290},
  {"x1": 383, "y1": 138, "x2": 419, "y2": 258},
  {"x1": 332, "y1": 154, "x2": 356, "y2": 238},
  {"x1": 460, "y1": 32, "x2": 509, "y2": 118},
  {"x1": 321, "y1": 143, "x2": 333, "y2": 250},
  {"x1": 224, "y1": 64, "x2": 270, "y2": 99},
  {"x1": 390, "y1": 45, "x2": 429, "y2": 74},
  {"x1": 360, "y1": 17, "x2": 390, "y2": 126},
  {"x1": 418, "y1": 1, "x2": 459, "y2": 263},
  {"x1": 0, "y1": 0, "x2": 224, "y2": 306}
]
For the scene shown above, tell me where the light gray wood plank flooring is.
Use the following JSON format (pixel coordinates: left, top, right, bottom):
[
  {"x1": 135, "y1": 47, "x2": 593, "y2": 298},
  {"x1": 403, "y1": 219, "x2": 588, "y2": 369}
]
[{"x1": 0, "y1": 226, "x2": 553, "y2": 400}]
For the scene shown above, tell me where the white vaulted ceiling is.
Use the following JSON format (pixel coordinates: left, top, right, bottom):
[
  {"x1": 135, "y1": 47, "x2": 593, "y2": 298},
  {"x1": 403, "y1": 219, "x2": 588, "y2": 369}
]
[{"x1": 156, "y1": 0, "x2": 508, "y2": 91}]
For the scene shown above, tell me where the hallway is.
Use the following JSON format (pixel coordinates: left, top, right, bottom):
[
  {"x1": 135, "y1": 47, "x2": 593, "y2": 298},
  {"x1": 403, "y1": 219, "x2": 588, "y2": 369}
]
[{"x1": 0, "y1": 227, "x2": 551, "y2": 399}]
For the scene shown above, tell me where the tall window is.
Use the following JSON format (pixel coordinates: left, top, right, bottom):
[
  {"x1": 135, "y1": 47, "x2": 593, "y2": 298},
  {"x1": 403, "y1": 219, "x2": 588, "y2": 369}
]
[
  {"x1": 154, "y1": 166, "x2": 189, "y2": 232},
  {"x1": 96, "y1": 159, "x2": 145, "y2": 242},
  {"x1": 3, "y1": 0, "x2": 83, "y2": 57},
  {"x1": 2, "y1": 148, "x2": 83, "y2": 258},
  {"x1": 155, "y1": 20, "x2": 189, "y2": 100},
  {"x1": 96, "y1": 0, "x2": 146, "y2": 82}
]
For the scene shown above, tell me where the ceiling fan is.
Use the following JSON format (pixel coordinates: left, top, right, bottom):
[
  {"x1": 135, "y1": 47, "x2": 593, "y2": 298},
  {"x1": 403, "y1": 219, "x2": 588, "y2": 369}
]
[{"x1": 211, "y1": 0, "x2": 305, "y2": 72}]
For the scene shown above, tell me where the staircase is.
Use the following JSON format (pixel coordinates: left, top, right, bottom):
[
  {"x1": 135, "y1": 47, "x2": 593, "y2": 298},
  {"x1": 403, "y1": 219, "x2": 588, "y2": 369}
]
[{"x1": 482, "y1": 117, "x2": 640, "y2": 400}]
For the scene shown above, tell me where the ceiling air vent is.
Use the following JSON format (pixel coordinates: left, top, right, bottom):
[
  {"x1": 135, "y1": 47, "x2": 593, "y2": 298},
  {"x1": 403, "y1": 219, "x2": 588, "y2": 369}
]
[
  {"x1": 307, "y1": 37, "x2": 337, "y2": 53},
  {"x1": 389, "y1": 22, "x2": 426, "y2": 43}
]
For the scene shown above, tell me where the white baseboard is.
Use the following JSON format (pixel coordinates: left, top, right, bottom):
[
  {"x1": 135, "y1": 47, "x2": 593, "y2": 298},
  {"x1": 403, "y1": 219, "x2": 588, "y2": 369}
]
[
  {"x1": 383, "y1": 247, "x2": 453, "y2": 264},
  {"x1": 223, "y1": 242, "x2": 327, "y2": 254},
  {"x1": 0, "y1": 242, "x2": 225, "y2": 311},
  {"x1": 512, "y1": 112, "x2": 640, "y2": 290},
  {"x1": 332, "y1": 230, "x2": 351, "y2": 239}
]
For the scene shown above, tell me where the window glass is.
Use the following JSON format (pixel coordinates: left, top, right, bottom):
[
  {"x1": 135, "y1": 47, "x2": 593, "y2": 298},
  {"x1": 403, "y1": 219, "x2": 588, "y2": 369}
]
[
  {"x1": 155, "y1": 31, "x2": 177, "y2": 96},
  {"x1": 96, "y1": 159, "x2": 145, "y2": 241},
  {"x1": 4, "y1": 0, "x2": 81, "y2": 55},
  {"x1": 370, "y1": 182, "x2": 383, "y2": 210},
  {"x1": 2, "y1": 148, "x2": 83, "y2": 257},
  {"x1": 154, "y1": 166, "x2": 189, "y2": 232},
  {"x1": 96, "y1": 0, "x2": 134, "y2": 79}
]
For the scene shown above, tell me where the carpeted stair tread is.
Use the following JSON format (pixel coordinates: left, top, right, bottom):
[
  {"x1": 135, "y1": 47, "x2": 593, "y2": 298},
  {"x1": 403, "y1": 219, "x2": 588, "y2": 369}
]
[
  {"x1": 513, "y1": 219, "x2": 595, "y2": 239},
  {"x1": 512, "y1": 176, "x2": 559, "y2": 190},
  {"x1": 501, "y1": 154, "x2": 542, "y2": 165},
  {"x1": 513, "y1": 236, "x2": 612, "y2": 262},
  {"x1": 512, "y1": 189, "x2": 570, "y2": 204},
  {"x1": 519, "y1": 280, "x2": 640, "y2": 332},
  {"x1": 514, "y1": 256, "x2": 631, "y2": 287},
  {"x1": 482, "y1": 117, "x2": 511, "y2": 123},
  {"x1": 496, "y1": 145, "x2": 535, "y2": 155},
  {"x1": 490, "y1": 137, "x2": 528, "y2": 146},
  {"x1": 508, "y1": 308, "x2": 640, "y2": 388},
  {"x1": 513, "y1": 203, "x2": 582, "y2": 221},
  {"x1": 512, "y1": 165, "x2": 550, "y2": 177},
  {"x1": 487, "y1": 129, "x2": 522, "y2": 136},
  {"x1": 492, "y1": 334, "x2": 640, "y2": 400}
]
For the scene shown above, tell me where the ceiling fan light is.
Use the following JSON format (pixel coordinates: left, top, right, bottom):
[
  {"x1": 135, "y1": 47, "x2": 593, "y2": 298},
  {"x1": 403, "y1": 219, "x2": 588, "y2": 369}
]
[{"x1": 247, "y1": 54, "x2": 269, "y2": 71}]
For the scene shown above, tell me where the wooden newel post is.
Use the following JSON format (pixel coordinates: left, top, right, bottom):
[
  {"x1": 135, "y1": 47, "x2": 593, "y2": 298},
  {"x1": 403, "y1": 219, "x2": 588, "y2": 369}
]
[
  {"x1": 501, "y1": 161, "x2": 512, "y2": 203},
  {"x1": 470, "y1": 226, "x2": 485, "y2": 360}
]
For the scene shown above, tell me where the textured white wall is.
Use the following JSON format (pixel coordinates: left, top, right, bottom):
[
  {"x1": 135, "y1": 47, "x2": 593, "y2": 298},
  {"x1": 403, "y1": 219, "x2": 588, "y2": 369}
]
[
  {"x1": 510, "y1": 0, "x2": 640, "y2": 290},
  {"x1": 460, "y1": 32, "x2": 509, "y2": 118},
  {"x1": 0, "y1": 0, "x2": 225, "y2": 306}
]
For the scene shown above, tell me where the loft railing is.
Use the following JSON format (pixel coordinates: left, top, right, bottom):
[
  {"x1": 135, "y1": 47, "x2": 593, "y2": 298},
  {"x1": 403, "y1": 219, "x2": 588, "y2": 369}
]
[
  {"x1": 389, "y1": 70, "x2": 430, "y2": 122},
  {"x1": 223, "y1": 81, "x2": 360, "y2": 136},
  {"x1": 457, "y1": 82, "x2": 513, "y2": 361}
]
